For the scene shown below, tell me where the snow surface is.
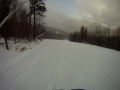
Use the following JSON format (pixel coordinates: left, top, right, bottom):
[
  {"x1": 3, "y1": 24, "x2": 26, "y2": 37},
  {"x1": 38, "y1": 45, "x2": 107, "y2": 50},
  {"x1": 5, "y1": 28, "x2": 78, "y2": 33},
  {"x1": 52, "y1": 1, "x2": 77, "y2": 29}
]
[{"x1": 0, "y1": 39, "x2": 120, "y2": 90}]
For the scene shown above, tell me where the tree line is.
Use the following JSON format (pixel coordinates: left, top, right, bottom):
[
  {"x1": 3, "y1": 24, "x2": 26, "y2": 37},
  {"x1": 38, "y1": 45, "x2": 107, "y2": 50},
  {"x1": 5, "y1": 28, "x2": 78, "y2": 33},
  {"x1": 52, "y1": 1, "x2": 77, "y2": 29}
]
[
  {"x1": 69, "y1": 25, "x2": 120, "y2": 51},
  {"x1": 0, "y1": 0, "x2": 46, "y2": 50}
]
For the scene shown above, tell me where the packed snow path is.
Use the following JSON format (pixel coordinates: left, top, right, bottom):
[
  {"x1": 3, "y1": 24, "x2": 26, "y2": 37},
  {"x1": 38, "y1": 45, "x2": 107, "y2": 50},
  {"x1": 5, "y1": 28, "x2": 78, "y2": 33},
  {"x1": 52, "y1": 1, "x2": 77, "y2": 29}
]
[{"x1": 0, "y1": 39, "x2": 120, "y2": 90}]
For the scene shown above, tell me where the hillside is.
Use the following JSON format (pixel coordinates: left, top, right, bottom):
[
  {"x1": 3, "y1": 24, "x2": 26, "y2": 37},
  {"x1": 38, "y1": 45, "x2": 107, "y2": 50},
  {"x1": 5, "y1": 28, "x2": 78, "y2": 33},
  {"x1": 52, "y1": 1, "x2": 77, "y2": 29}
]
[
  {"x1": 0, "y1": 39, "x2": 120, "y2": 90},
  {"x1": 44, "y1": 27, "x2": 69, "y2": 40},
  {"x1": 72, "y1": 19, "x2": 109, "y2": 32},
  {"x1": 45, "y1": 26, "x2": 70, "y2": 35}
]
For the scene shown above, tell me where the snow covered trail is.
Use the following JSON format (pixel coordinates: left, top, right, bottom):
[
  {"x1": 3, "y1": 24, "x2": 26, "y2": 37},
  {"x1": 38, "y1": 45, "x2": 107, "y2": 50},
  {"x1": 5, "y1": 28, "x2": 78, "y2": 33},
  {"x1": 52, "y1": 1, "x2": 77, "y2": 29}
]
[{"x1": 0, "y1": 39, "x2": 120, "y2": 90}]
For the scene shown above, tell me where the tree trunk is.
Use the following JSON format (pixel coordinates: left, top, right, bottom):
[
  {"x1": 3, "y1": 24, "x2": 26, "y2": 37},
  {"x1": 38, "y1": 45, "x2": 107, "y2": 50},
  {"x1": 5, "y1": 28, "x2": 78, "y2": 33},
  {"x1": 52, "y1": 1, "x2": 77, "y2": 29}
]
[
  {"x1": 33, "y1": 5, "x2": 36, "y2": 41},
  {"x1": 4, "y1": 28, "x2": 9, "y2": 50},
  {"x1": 29, "y1": 16, "x2": 31, "y2": 42}
]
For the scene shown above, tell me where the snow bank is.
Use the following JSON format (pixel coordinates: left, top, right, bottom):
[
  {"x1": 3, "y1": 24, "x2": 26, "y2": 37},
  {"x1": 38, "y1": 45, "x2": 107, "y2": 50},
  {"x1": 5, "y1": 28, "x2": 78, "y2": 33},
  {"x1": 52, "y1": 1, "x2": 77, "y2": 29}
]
[{"x1": 0, "y1": 38, "x2": 41, "y2": 52}]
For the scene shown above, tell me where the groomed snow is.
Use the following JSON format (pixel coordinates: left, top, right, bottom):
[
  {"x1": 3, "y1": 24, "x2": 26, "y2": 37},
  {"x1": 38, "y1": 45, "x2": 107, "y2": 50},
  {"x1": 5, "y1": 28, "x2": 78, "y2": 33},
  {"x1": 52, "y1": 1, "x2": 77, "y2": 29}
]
[{"x1": 0, "y1": 39, "x2": 120, "y2": 90}]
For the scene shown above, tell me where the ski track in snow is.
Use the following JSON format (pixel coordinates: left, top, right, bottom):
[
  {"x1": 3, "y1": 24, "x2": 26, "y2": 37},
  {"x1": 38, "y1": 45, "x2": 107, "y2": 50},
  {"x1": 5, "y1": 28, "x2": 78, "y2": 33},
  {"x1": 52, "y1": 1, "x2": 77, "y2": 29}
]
[{"x1": 0, "y1": 39, "x2": 120, "y2": 90}]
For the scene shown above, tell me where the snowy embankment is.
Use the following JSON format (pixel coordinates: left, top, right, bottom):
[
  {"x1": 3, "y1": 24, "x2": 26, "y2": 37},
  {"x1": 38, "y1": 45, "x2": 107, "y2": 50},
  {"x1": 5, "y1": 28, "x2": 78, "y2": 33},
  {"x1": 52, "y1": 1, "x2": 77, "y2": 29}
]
[{"x1": 0, "y1": 39, "x2": 120, "y2": 90}]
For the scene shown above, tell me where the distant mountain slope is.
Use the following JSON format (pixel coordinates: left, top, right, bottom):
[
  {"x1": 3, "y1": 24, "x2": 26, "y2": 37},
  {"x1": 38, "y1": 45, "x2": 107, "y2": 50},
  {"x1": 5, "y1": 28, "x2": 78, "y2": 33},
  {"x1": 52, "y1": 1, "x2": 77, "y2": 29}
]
[
  {"x1": 44, "y1": 26, "x2": 70, "y2": 35},
  {"x1": 72, "y1": 19, "x2": 109, "y2": 32},
  {"x1": 43, "y1": 26, "x2": 69, "y2": 40}
]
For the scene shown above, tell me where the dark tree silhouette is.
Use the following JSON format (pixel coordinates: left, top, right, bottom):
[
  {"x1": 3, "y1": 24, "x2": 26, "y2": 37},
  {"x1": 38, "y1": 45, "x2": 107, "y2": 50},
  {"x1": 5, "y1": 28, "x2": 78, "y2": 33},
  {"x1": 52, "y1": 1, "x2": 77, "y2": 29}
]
[
  {"x1": 69, "y1": 25, "x2": 120, "y2": 51},
  {"x1": 0, "y1": 0, "x2": 47, "y2": 50},
  {"x1": 0, "y1": 0, "x2": 14, "y2": 50},
  {"x1": 29, "y1": 0, "x2": 46, "y2": 41}
]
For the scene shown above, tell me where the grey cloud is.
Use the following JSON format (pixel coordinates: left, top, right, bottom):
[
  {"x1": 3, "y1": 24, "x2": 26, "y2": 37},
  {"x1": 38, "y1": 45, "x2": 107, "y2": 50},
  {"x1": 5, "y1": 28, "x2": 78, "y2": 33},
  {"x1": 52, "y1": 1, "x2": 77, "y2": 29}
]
[
  {"x1": 44, "y1": 0, "x2": 120, "y2": 32},
  {"x1": 75, "y1": 0, "x2": 120, "y2": 27}
]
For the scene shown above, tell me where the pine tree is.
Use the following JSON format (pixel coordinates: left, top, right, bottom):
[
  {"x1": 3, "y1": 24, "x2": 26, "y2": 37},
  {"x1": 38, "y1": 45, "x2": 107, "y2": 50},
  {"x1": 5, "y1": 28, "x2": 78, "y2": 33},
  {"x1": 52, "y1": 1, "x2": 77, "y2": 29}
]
[{"x1": 29, "y1": 0, "x2": 46, "y2": 41}]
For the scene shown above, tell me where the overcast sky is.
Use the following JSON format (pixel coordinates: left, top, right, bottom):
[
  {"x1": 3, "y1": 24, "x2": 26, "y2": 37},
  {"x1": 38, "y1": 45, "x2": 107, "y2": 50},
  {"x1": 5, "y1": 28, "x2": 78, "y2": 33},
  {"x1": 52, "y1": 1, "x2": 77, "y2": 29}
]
[{"x1": 44, "y1": 0, "x2": 120, "y2": 32}]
